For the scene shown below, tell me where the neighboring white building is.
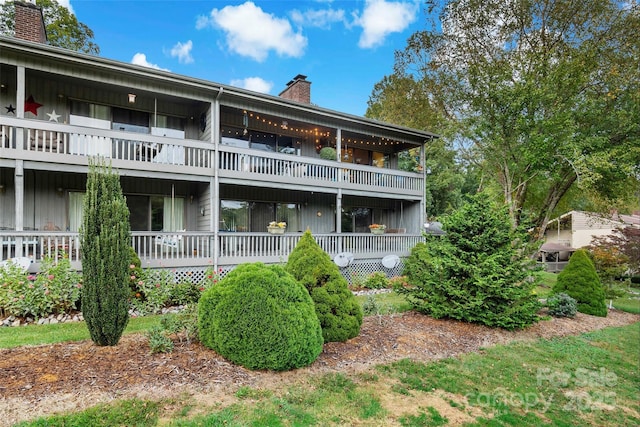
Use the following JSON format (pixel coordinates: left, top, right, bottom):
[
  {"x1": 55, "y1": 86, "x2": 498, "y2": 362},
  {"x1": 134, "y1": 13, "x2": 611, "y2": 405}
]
[
  {"x1": 544, "y1": 210, "x2": 639, "y2": 249},
  {"x1": 540, "y1": 210, "x2": 640, "y2": 271}
]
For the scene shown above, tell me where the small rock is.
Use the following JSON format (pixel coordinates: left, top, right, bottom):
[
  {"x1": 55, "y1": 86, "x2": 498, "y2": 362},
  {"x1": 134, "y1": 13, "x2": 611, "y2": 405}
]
[
  {"x1": 56, "y1": 314, "x2": 64, "y2": 321},
  {"x1": 49, "y1": 318, "x2": 58, "y2": 324},
  {"x1": 37, "y1": 318, "x2": 49, "y2": 325},
  {"x1": 11, "y1": 319, "x2": 21, "y2": 327}
]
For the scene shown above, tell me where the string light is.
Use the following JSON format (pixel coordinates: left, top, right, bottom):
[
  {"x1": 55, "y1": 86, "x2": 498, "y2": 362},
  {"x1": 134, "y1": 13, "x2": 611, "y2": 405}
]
[{"x1": 229, "y1": 109, "x2": 406, "y2": 147}]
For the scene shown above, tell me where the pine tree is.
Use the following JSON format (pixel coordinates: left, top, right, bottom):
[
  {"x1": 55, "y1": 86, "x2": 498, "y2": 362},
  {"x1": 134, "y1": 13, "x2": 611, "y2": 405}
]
[
  {"x1": 399, "y1": 194, "x2": 541, "y2": 330},
  {"x1": 80, "y1": 160, "x2": 131, "y2": 345}
]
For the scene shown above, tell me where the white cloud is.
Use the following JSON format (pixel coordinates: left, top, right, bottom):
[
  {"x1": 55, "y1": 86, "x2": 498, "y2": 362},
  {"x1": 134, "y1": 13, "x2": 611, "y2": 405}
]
[
  {"x1": 290, "y1": 8, "x2": 346, "y2": 29},
  {"x1": 131, "y1": 53, "x2": 170, "y2": 71},
  {"x1": 230, "y1": 77, "x2": 274, "y2": 94},
  {"x1": 354, "y1": 0, "x2": 419, "y2": 48},
  {"x1": 197, "y1": 1, "x2": 307, "y2": 62},
  {"x1": 170, "y1": 40, "x2": 194, "y2": 64}
]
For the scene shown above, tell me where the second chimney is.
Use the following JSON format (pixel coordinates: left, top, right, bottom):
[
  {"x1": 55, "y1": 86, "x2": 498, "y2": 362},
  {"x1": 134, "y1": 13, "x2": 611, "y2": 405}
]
[
  {"x1": 279, "y1": 74, "x2": 311, "y2": 104},
  {"x1": 14, "y1": 0, "x2": 47, "y2": 44}
]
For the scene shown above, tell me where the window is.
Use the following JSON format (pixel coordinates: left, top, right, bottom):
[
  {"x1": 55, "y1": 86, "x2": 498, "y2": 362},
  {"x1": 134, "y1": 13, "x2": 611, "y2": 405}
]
[
  {"x1": 220, "y1": 200, "x2": 300, "y2": 232},
  {"x1": 70, "y1": 100, "x2": 110, "y2": 120},
  {"x1": 155, "y1": 114, "x2": 184, "y2": 131},
  {"x1": 276, "y1": 203, "x2": 300, "y2": 231},
  {"x1": 112, "y1": 107, "x2": 149, "y2": 133},
  {"x1": 68, "y1": 192, "x2": 85, "y2": 232},
  {"x1": 220, "y1": 200, "x2": 249, "y2": 232}
]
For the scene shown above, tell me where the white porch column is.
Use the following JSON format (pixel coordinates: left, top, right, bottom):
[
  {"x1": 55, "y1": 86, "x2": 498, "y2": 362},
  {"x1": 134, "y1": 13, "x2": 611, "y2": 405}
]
[{"x1": 212, "y1": 88, "x2": 222, "y2": 270}]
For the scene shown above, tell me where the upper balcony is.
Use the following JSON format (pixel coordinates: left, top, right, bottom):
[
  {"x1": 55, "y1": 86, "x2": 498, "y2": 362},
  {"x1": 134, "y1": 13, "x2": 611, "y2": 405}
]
[{"x1": 0, "y1": 117, "x2": 424, "y2": 198}]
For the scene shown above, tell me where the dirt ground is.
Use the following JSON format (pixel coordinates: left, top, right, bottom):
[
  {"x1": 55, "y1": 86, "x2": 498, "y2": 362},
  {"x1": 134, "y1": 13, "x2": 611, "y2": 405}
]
[{"x1": 0, "y1": 309, "x2": 638, "y2": 426}]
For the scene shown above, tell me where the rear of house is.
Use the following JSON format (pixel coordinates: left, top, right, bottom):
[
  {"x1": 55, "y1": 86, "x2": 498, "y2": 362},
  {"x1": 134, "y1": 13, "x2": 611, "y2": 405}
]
[{"x1": 1, "y1": 2, "x2": 437, "y2": 282}]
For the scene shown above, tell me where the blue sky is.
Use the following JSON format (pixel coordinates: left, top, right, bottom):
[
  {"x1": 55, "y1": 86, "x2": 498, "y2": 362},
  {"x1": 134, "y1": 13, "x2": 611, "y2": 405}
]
[{"x1": 53, "y1": 0, "x2": 426, "y2": 117}]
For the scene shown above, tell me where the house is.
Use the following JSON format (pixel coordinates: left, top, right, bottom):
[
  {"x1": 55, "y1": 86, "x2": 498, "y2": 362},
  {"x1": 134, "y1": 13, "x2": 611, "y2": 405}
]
[
  {"x1": 0, "y1": 1, "x2": 437, "y2": 282},
  {"x1": 540, "y1": 210, "x2": 640, "y2": 272}
]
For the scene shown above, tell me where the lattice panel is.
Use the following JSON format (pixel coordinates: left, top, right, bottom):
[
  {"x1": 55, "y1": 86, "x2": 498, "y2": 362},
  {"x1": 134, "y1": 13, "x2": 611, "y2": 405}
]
[
  {"x1": 170, "y1": 266, "x2": 234, "y2": 284},
  {"x1": 166, "y1": 260, "x2": 403, "y2": 286},
  {"x1": 337, "y1": 258, "x2": 405, "y2": 285}
]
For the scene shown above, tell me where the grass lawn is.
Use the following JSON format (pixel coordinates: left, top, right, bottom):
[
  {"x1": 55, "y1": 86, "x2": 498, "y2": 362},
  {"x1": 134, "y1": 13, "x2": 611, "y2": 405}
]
[
  {"x1": 12, "y1": 322, "x2": 639, "y2": 427},
  {"x1": 0, "y1": 315, "x2": 161, "y2": 349}
]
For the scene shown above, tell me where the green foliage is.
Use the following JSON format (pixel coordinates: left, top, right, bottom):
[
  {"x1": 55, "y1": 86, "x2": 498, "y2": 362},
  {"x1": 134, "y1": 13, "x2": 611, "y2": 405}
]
[
  {"x1": 0, "y1": 0, "x2": 100, "y2": 54},
  {"x1": 169, "y1": 278, "x2": 202, "y2": 306},
  {"x1": 364, "y1": 271, "x2": 390, "y2": 289},
  {"x1": 379, "y1": 0, "x2": 640, "y2": 238},
  {"x1": 129, "y1": 268, "x2": 174, "y2": 315},
  {"x1": 285, "y1": 230, "x2": 363, "y2": 342},
  {"x1": 127, "y1": 246, "x2": 144, "y2": 297},
  {"x1": 546, "y1": 293, "x2": 578, "y2": 318},
  {"x1": 319, "y1": 146, "x2": 337, "y2": 160},
  {"x1": 146, "y1": 325, "x2": 174, "y2": 354},
  {"x1": 554, "y1": 249, "x2": 607, "y2": 317},
  {"x1": 399, "y1": 195, "x2": 541, "y2": 330},
  {"x1": 200, "y1": 265, "x2": 223, "y2": 289},
  {"x1": 160, "y1": 304, "x2": 199, "y2": 344},
  {"x1": 0, "y1": 255, "x2": 81, "y2": 318},
  {"x1": 80, "y1": 160, "x2": 131, "y2": 346},
  {"x1": 198, "y1": 262, "x2": 323, "y2": 371}
]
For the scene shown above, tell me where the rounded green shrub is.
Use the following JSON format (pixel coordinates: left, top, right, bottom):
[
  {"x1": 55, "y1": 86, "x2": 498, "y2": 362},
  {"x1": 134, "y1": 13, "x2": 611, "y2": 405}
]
[
  {"x1": 546, "y1": 293, "x2": 578, "y2": 318},
  {"x1": 319, "y1": 146, "x2": 337, "y2": 161},
  {"x1": 553, "y1": 249, "x2": 607, "y2": 317},
  {"x1": 285, "y1": 230, "x2": 363, "y2": 342},
  {"x1": 198, "y1": 263, "x2": 323, "y2": 371}
]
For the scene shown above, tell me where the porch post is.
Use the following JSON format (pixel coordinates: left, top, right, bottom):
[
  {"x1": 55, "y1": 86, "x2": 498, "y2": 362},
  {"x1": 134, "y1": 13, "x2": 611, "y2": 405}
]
[
  {"x1": 336, "y1": 189, "x2": 342, "y2": 252},
  {"x1": 419, "y1": 138, "x2": 427, "y2": 227},
  {"x1": 212, "y1": 88, "x2": 222, "y2": 271},
  {"x1": 14, "y1": 67, "x2": 25, "y2": 256}
]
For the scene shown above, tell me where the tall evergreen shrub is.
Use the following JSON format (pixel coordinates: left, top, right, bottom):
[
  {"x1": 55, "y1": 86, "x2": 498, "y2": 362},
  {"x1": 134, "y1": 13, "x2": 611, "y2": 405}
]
[
  {"x1": 80, "y1": 160, "x2": 131, "y2": 345},
  {"x1": 553, "y1": 249, "x2": 607, "y2": 317},
  {"x1": 399, "y1": 194, "x2": 541, "y2": 330},
  {"x1": 285, "y1": 230, "x2": 362, "y2": 342}
]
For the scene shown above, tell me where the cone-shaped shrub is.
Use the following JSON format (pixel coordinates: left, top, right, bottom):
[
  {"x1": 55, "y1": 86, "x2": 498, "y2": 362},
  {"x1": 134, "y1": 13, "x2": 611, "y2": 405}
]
[
  {"x1": 285, "y1": 230, "x2": 362, "y2": 342},
  {"x1": 399, "y1": 194, "x2": 541, "y2": 330},
  {"x1": 198, "y1": 263, "x2": 323, "y2": 371},
  {"x1": 80, "y1": 160, "x2": 131, "y2": 346},
  {"x1": 553, "y1": 249, "x2": 607, "y2": 317}
]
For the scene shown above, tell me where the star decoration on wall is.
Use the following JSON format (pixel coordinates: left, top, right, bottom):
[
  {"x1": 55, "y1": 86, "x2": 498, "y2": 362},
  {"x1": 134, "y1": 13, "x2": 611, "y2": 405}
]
[
  {"x1": 47, "y1": 110, "x2": 61, "y2": 122},
  {"x1": 5, "y1": 104, "x2": 16, "y2": 114},
  {"x1": 24, "y1": 95, "x2": 42, "y2": 116}
]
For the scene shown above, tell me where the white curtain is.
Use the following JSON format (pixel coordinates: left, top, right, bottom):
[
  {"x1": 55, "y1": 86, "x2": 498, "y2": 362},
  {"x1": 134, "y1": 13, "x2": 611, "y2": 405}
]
[
  {"x1": 69, "y1": 192, "x2": 85, "y2": 232},
  {"x1": 163, "y1": 197, "x2": 184, "y2": 231}
]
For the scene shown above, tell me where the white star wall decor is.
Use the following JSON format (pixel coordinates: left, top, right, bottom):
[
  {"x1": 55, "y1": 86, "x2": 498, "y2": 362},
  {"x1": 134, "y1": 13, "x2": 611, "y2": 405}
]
[{"x1": 47, "y1": 110, "x2": 61, "y2": 122}]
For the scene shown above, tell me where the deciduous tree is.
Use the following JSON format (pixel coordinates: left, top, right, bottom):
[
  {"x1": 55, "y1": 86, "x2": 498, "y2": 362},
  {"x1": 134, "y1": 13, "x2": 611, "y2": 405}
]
[
  {"x1": 376, "y1": 0, "x2": 639, "y2": 238},
  {"x1": 0, "y1": 0, "x2": 99, "y2": 54}
]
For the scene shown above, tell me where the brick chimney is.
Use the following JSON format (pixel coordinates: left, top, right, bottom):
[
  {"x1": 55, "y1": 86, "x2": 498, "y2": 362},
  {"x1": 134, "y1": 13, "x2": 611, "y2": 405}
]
[
  {"x1": 14, "y1": 0, "x2": 47, "y2": 44},
  {"x1": 279, "y1": 74, "x2": 311, "y2": 104}
]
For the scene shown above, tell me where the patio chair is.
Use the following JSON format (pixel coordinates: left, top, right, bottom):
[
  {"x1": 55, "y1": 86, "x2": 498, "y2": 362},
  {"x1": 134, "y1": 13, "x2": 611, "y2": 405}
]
[{"x1": 155, "y1": 230, "x2": 185, "y2": 252}]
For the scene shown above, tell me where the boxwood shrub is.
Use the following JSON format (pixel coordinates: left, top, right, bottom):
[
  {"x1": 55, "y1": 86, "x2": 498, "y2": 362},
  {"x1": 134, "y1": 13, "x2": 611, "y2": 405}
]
[{"x1": 198, "y1": 263, "x2": 323, "y2": 371}]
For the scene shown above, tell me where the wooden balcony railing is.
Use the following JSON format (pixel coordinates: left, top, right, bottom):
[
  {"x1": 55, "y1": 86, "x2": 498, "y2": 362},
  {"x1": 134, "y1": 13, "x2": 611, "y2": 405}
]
[
  {"x1": 1, "y1": 118, "x2": 423, "y2": 195},
  {"x1": 1, "y1": 231, "x2": 424, "y2": 271}
]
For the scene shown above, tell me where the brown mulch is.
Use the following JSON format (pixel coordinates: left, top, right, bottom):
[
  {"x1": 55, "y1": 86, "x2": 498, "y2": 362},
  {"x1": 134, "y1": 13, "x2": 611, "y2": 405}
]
[{"x1": 0, "y1": 309, "x2": 638, "y2": 426}]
